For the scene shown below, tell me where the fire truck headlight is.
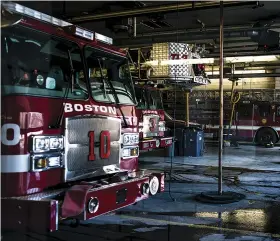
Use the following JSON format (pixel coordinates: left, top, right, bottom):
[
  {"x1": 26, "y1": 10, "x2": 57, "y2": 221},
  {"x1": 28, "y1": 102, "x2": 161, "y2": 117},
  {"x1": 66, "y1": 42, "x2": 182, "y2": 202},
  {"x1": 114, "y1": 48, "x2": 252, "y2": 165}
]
[
  {"x1": 32, "y1": 156, "x2": 62, "y2": 171},
  {"x1": 32, "y1": 136, "x2": 64, "y2": 153},
  {"x1": 149, "y1": 176, "x2": 159, "y2": 195},
  {"x1": 35, "y1": 158, "x2": 48, "y2": 169},
  {"x1": 122, "y1": 146, "x2": 139, "y2": 159},
  {"x1": 34, "y1": 137, "x2": 50, "y2": 152},
  {"x1": 141, "y1": 183, "x2": 150, "y2": 195},
  {"x1": 88, "y1": 197, "x2": 99, "y2": 214},
  {"x1": 36, "y1": 75, "x2": 44, "y2": 85},
  {"x1": 122, "y1": 133, "x2": 139, "y2": 145},
  {"x1": 156, "y1": 139, "x2": 160, "y2": 147},
  {"x1": 159, "y1": 121, "x2": 165, "y2": 132},
  {"x1": 50, "y1": 137, "x2": 64, "y2": 150}
]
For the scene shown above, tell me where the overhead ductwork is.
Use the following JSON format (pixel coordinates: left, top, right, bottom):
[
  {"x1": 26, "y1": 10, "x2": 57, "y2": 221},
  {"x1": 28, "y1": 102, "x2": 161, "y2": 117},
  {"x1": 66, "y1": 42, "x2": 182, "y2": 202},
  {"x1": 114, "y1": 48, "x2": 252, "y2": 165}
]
[
  {"x1": 114, "y1": 24, "x2": 280, "y2": 50},
  {"x1": 68, "y1": 1, "x2": 259, "y2": 23}
]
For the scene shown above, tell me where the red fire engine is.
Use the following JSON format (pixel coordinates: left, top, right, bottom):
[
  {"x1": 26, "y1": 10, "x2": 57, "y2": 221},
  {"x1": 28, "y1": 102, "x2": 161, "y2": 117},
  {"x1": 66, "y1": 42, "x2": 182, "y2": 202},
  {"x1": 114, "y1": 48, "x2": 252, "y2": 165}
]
[
  {"x1": 205, "y1": 100, "x2": 280, "y2": 145},
  {"x1": 1, "y1": 2, "x2": 164, "y2": 232},
  {"x1": 135, "y1": 83, "x2": 173, "y2": 151}
]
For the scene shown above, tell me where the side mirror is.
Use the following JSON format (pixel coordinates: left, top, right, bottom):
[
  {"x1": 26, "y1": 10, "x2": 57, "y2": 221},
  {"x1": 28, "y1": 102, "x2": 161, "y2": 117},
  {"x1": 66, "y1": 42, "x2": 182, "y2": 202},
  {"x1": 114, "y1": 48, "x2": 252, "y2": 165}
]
[{"x1": 1, "y1": 7, "x2": 22, "y2": 28}]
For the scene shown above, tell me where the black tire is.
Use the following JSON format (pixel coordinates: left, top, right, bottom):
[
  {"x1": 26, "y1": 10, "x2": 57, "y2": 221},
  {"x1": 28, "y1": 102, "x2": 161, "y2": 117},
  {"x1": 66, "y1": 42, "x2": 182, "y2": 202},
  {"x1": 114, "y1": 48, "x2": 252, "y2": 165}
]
[{"x1": 256, "y1": 128, "x2": 277, "y2": 146}]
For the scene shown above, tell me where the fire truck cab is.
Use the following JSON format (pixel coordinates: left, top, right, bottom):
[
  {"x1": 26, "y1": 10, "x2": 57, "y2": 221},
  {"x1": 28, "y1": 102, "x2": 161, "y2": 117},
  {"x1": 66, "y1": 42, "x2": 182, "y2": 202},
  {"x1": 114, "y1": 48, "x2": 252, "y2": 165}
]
[
  {"x1": 1, "y1": 2, "x2": 164, "y2": 233},
  {"x1": 135, "y1": 84, "x2": 173, "y2": 151}
]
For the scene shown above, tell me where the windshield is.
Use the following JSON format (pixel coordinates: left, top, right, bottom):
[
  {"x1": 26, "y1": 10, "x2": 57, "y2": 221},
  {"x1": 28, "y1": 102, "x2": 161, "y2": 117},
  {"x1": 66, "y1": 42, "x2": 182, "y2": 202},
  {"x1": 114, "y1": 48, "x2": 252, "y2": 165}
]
[
  {"x1": 1, "y1": 25, "x2": 87, "y2": 100},
  {"x1": 147, "y1": 89, "x2": 163, "y2": 110},
  {"x1": 135, "y1": 86, "x2": 148, "y2": 109},
  {"x1": 257, "y1": 103, "x2": 270, "y2": 117},
  {"x1": 85, "y1": 46, "x2": 136, "y2": 105}
]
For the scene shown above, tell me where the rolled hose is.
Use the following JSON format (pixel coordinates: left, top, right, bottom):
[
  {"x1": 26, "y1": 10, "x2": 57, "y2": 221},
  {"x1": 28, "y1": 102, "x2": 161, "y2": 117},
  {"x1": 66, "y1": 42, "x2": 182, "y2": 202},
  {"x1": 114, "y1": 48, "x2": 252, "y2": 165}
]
[{"x1": 228, "y1": 91, "x2": 241, "y2": 138}]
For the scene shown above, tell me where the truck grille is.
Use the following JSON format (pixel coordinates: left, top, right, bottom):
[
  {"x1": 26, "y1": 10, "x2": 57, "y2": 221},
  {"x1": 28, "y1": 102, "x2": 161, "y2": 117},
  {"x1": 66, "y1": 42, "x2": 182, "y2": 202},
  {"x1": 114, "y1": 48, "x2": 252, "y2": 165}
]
[
  {"x1": 142, "y1": 114, "x2": 159, "y2": 138},
  {"x1": 64, "y1": 116, "x2": 121, "y2": 181}
]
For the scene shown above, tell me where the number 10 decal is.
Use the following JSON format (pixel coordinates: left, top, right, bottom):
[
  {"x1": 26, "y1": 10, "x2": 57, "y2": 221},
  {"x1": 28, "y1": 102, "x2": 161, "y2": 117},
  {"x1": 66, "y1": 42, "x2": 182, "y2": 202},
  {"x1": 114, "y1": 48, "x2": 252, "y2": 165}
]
[{"x1": 88, "y1": 131, "x2": 111, "y2": 161}]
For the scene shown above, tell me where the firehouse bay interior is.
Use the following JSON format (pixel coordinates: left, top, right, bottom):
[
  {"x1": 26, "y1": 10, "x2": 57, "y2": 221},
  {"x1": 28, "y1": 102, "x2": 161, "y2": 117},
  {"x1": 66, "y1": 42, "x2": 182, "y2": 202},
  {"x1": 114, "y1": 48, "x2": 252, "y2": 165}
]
[{"x1": 1, "y1": 1, "x2": 280, "y2": 241}]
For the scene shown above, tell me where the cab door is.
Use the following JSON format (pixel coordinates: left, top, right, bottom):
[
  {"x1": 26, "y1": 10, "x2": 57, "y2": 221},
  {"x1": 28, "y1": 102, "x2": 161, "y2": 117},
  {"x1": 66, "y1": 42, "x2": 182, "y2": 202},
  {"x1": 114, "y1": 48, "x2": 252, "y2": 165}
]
[
  {"x1": 254, "y1": 102, "x2": 272, "y2": 127},
  {"x1": 272, "y1": 104, "x2": 280, "y2": 126},
  {"x1": 235, "y1": 102, "x2": 254, "y2": 141}
]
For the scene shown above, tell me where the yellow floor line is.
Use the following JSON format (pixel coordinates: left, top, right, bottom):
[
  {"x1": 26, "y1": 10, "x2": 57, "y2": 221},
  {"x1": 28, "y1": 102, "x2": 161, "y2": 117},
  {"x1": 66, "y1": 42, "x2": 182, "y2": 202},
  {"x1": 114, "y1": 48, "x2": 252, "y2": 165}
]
[{"x1": 118, "y1": 214, "x2": 280, "y2": 238}]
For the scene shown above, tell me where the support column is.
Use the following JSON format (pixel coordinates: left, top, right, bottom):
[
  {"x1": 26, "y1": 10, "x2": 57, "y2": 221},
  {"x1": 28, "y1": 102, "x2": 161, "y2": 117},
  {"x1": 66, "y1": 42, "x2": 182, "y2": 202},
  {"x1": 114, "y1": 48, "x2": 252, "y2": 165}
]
[
  {"x1": 185, "y1": 91, "x2": 190, "y2": 127},
  {"x1": 275, "y1": 69, "x2": 280, "y2": 89},
  {"x1": 195, "y1": 1, "x2": 245, "y2": 204},
  {"x1": 218, "y1": 1, "x2": 224, "y2": 195}
]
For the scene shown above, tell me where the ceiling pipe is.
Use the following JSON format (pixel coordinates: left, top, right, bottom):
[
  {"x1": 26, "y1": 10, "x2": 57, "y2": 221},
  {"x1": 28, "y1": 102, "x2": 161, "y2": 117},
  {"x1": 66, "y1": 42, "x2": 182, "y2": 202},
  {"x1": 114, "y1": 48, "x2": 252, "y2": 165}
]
[
  {"x1": 115, "y1": 23, "x2": 280, "y2": 40},
  {"x1": 119, "y1": 39, "x2": 256, "y2": 49},
  {"x1": 207, "y1": 50, "x2": 280, "y2": 57},
  {"x1": 206, "y1": 43, "x2": 257, "y2": 50},
  {"x1": 115, "y1": 31, "x2": 254, "y2": 47},
  {"x1": 68, "y1": 1, "x2": 258, "y2": 23},
  {"x1": 115, "y1": 26, "x2": 280, "y2": 48}
]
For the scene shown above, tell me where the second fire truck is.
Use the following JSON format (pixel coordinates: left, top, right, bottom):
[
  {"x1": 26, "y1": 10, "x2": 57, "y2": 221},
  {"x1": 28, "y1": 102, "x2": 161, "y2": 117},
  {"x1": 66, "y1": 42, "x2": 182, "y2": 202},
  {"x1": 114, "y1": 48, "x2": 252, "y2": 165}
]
[{"x1": 135, "y1": 83, "x2": 173, "y2": 151}]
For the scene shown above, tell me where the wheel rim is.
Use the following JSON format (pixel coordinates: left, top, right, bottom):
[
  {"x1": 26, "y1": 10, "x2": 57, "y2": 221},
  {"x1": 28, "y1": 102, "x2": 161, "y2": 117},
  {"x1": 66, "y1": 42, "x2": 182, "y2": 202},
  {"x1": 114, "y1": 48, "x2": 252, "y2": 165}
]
[{"x1": 260, "y1": 131, "x2": 273, "y2": 144}]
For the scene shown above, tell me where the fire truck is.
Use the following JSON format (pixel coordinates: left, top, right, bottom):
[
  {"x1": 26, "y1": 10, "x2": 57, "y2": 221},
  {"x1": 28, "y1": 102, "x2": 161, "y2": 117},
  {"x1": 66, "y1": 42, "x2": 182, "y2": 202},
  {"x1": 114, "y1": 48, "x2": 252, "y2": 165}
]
[
  {"x1": 204, "y1": 100, "x2": 280, "y2": 146},
  {"x1": 1, "y1": 2, "x2": 164, "y2": 232},
  {"x1": 134, "y1": 83, "x2": 173, "y2": 151}
]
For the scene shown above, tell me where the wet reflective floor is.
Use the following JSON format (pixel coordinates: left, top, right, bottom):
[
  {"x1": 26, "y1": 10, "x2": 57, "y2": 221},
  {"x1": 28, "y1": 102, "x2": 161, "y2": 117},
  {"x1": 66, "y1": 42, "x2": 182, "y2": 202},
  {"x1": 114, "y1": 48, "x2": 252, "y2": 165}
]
[
  {"x1": 2, "y1": 144, "x2": 280, "y2": 241},
  {"x1": 3, "y1": 195, "x2": 280, "y2": 241},
  {"x1": 116, "y1": 202, "x2": 280, "y2": 235}
]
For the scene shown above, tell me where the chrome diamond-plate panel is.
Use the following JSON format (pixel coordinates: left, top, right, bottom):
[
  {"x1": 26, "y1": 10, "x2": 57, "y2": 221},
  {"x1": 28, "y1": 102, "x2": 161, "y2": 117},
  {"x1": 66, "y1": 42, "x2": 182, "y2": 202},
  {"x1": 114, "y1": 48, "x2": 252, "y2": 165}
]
[
  {"x1": 65, "y1": 115, "x2": 121, "y2": 181},
  {"x1": 151, "y1": 42, "x2": 193, "y2": 80},
  {"x1": 142, "y1": 114, "x2": 159, "y2": 138},
  {"x1": 2, "y1": 189, "x2": 66, "y2": 201}
]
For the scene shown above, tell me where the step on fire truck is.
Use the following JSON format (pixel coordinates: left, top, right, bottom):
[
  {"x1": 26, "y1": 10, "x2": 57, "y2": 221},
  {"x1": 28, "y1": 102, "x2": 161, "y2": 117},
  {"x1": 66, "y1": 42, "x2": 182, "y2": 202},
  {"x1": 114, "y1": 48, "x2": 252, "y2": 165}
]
[
  {"x1": 135, "y1": 83, "x2": 173, "y2": 151},
  {"x1": 1, "y1": 2, "x2": 164, "y2": 232}
]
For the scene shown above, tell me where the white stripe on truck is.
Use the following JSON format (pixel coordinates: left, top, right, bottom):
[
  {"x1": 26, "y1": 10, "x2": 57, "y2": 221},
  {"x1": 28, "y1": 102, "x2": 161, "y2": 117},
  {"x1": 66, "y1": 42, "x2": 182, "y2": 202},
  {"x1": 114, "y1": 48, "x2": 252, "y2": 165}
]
[{"x1": 1, "y1": 154, "x2": 30, "y2": 173}]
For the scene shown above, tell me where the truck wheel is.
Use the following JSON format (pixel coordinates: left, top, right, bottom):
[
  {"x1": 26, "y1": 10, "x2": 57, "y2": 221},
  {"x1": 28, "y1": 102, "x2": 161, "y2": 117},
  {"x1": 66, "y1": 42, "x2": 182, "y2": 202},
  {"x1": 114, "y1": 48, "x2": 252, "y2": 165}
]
[{"x1": 256, "y1": 128, "x2": 277, "y2": 146}]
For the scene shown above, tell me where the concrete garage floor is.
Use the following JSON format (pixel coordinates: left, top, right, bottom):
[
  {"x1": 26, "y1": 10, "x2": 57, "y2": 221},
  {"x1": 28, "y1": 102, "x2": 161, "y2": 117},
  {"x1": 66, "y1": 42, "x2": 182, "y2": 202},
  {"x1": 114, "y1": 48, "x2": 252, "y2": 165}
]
[{"x1": 3, "y1": 144, "x2": 280, "y2": 241}]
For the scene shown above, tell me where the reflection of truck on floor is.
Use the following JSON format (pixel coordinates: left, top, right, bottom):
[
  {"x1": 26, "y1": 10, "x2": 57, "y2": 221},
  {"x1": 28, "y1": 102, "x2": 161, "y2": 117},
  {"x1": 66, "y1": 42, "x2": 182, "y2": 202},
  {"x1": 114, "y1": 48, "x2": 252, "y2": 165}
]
[
  {"x1": 1, "y1": 2, "x2": 164, "y2": 233},
  {"x1": 135, "y1": 84, "x2": 173, "y2": 151}
]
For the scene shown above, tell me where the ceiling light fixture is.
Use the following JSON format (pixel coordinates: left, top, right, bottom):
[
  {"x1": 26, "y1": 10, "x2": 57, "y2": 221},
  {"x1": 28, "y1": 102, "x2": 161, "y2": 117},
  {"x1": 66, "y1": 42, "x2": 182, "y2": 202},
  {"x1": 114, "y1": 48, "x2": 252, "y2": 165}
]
[
  {"x1": 206, "y1": 69, "x2": 266, "y2": 75},
  {"x1": 225, "y1": 55, "x2": 280, "y2": 63}
]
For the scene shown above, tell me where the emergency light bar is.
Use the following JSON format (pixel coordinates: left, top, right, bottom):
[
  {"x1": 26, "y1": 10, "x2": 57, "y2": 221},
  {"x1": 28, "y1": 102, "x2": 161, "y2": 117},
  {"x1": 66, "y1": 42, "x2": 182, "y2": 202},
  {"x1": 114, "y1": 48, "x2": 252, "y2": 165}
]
[
  {"x1": 2, "y1": 1, "x2": 72, "y2": 27},
  {"x1": 65, "y1": 25, "x2": 94, "y2": 41},
  {"x1": 95, "y1": 33, "x2": 113, "y2": 45},
  {"x1": 1, "y1": 2, "x2": 113, "y2": 45}
]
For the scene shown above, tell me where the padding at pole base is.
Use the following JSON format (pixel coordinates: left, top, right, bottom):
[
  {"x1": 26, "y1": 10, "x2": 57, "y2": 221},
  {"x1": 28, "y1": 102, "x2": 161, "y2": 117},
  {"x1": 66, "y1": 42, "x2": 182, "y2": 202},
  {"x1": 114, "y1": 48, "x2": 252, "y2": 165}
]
[{"x1": 195, "y1": 191, "x2": 245, "y2": 204}]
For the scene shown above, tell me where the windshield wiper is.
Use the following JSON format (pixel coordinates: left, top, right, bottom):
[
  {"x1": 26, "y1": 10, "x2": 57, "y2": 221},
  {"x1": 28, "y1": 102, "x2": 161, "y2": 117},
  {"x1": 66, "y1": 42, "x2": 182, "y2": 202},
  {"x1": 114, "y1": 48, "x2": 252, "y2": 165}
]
[
  {"x1": 106, "y1": 87, "x2": 133, "y2": 100},
  {"x1": 97, "y1": 59, "x2": 108, "y2": 99},
  {"x1": 49, "y1": 49, "x2": 74, "y2": 129},
  {"x1": 107, "y1": 80, "x2": 129, "y2": 128},
  {"x1": 97, "y1": 59, "x2": 129, "y2": 128}
]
